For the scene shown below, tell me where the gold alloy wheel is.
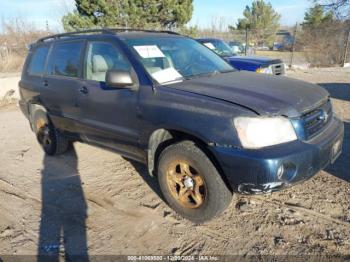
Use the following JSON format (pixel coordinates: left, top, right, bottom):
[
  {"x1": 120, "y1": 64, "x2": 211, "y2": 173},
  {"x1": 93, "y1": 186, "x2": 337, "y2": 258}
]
[
  {"x1": 166, "y1": 160, "x2": 206, "y2": 209},
  {"x1": 36, "y1": 118, "x2": 52, "y2": 146},
  {"x1": 36, "y1": 118, "x2": 46, "y2": 131}
]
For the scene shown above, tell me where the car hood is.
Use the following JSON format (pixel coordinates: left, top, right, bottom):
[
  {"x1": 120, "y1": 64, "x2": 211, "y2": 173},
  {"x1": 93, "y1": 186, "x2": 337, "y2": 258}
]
[
  {"x1": 225, "y1": 56, "x2": 282, "y2": 66},
  {"x1": 167, "y1": 71, "x2": 329, "y2": 117}
]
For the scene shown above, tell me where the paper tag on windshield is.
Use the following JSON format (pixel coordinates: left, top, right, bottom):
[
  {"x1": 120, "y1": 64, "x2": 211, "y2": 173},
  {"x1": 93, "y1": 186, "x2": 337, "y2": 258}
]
[
  {"x1": 152, "y1": 67, "x2": 183, "y2": 84},
  {"x1": 133, "y1": 45, "x2": 165, "y2": 58},
  {"x1": 204, "y1": 43, "x2": 215, "y2": 50}
]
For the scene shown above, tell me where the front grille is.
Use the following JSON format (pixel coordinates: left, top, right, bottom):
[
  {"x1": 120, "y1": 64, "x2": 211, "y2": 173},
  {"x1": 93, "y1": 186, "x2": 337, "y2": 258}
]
[
  {"x1": 302, "y1": 99, "x2": 333, "y2": 139},
  {"x1": 271, "y1": 63, "x2": 285, "y2": 75}
]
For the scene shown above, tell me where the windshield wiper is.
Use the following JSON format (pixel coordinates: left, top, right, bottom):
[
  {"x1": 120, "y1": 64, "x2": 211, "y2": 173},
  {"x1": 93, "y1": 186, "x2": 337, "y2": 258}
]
[
  {"x1": 220, "y1": 69, "x2": 237, "y2": 73},
  {"x1": 184, "y1": 71, "x2": 221, "y2": 80},
  {"x1": 160, "y1": 70, "x2": 233, "y2": 85},
  {"x1": 159, "y1": 76, "x2": 185, "y2": 85}
]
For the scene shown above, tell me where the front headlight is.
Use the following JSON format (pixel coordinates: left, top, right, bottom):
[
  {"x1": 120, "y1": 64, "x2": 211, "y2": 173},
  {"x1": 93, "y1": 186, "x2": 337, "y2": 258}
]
[
  {"x1": 234, "y1": 117, "x2": 297, "y2": 149},
  {"x1": 256, "y1": 66, "x2": 273, "y2": 75}
]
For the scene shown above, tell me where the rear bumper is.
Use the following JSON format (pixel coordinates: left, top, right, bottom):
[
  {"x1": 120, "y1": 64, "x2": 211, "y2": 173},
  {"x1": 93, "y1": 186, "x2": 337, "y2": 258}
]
[{"x1": 211, "y1": 116, "x2": 344, "y2": 194}]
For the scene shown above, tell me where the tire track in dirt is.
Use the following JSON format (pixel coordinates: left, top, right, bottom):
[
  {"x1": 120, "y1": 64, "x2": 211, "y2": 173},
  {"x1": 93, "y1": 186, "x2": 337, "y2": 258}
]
[
  {"x1": 252, "y1": 196, "x2": 350, "y2": 228},
  {"x1": 0, "y1": 178, "x2": 42, "y2": 214},
  {"x1": 0, "y1": 180, "x2": 28, "y2": 201}
]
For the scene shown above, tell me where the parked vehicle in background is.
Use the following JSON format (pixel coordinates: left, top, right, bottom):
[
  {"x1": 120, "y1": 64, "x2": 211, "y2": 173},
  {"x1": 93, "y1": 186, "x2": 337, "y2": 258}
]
[
  {"x1": 227, "y1": 40, "x2": 244, "y2": 54},
  {"x1": 197, "y1": 38, "x2": 286, "y2": 75},
  {"x1": 19, "y1": 29, "x2": 343, "y2": 223},
  {"x1": 273, "y1": 42, "x2": 284, "y2": 51},
  {"x1": 256, "y1": 45, "x2": 270, "y2": 51},
  {"x1": 274, "y1": 30, "x2": 294, "y2": 51}
]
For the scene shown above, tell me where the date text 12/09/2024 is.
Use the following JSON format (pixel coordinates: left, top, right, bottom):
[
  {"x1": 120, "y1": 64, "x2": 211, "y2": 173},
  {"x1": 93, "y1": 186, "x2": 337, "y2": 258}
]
[{"x1": 127, "y1": 255, "x2": 219, "y2": 261}]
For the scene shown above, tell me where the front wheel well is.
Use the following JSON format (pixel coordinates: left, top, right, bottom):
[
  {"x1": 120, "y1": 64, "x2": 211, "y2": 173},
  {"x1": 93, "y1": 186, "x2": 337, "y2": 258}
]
[{"x1": 147, "y1": 129, "x2": 232, "y2": 192}]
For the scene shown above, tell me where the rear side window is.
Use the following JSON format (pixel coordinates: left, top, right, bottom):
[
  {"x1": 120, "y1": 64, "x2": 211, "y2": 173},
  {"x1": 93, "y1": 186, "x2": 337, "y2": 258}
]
[
  {"x1": 47, "y1": 41, "x2": 84, "y2": 78},
  {"x1": 27, "y1": 46, "x2": 49, "y2": 75}
]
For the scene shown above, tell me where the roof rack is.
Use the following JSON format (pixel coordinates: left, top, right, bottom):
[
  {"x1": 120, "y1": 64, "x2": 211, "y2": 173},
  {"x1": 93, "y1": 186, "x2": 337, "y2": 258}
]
[
  {"x1": 37, "y1": 28, "x2": 115, "y2": 43},
  {"x1": 108, "y1": 28, "x2": 180, "y2": 35},
  {"x1": 36, "y1": 28, "x2": 180, "y2": 43}
]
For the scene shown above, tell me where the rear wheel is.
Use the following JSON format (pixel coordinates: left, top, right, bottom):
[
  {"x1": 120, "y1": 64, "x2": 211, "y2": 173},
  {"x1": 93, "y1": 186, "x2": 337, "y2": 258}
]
[
  {"x1": 157, "y1": 141, "x2": 232, "y2": 223},
  {"x1": 33, "y1": 110, "x2": 69, "y2": 156}
]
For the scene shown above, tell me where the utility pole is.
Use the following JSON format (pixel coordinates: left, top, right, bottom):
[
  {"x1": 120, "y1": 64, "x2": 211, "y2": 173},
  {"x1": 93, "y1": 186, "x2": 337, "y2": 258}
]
[
  {"x1": 245, "y1": 26, "x2": 249, "y2": 56},
  {"x1": 342, "y1": 29, "x2": 350, "y2": 67},
  {"x1": 46, "y1": 20, "x2": 49, "y2": 33},
  {"x1": 289, "y1": 23, "x2": 298, "y2": 69}
]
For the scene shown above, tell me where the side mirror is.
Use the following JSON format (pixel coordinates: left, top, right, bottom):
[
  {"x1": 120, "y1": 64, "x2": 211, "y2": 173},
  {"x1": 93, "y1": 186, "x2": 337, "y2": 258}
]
[{"x1": 106, "y1": 70, "x2": 133, "y2": 88}]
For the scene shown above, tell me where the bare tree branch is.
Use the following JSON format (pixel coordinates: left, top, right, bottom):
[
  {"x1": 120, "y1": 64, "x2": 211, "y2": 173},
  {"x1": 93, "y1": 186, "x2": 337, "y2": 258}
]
[{"x1": 313, "y1": 0, "x2": 350, "y2": 19}]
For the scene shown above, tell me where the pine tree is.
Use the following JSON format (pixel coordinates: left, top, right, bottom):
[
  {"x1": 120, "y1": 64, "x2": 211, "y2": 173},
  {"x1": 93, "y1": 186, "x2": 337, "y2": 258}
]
[
  {"x1": 62, "y1": 0, "x2": 193, "y2": 31},
  {"x1": 303, "y1": 5, "x2": 334, "y2": 27},
  {"x1": 234, "y1": 0, "x2": 281, "y2": 47}
]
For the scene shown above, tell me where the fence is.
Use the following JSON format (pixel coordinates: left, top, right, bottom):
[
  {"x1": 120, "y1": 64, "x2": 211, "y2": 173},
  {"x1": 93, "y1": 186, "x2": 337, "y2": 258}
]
[{"x1": 196, "y1": 24, "x2": 350, "y2": 68}]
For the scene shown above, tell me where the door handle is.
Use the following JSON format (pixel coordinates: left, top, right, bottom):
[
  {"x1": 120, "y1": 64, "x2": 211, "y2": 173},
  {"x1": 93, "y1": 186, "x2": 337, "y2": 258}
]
[{"x1": 79, "y1": 86, "x2": 89, "y2": 94}]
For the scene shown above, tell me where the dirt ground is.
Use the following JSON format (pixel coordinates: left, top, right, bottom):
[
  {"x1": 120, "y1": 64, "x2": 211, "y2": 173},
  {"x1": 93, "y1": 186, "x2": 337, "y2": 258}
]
[{"x1": 0, "y1": 68, "x2": 349, "y2": 258}]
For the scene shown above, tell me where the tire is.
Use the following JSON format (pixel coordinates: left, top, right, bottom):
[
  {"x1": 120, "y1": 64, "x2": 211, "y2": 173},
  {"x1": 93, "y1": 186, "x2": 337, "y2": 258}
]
[
  {"x1": 32, "y1": 110, "x2": 69, "y2": 156},
  {"x1": 157, "y1": 140, "x2": 232, "y2": 223}
]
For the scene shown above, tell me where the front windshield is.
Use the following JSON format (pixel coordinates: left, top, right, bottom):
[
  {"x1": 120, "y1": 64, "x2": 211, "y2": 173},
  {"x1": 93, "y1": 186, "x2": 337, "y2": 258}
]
[
  {"x1": 123, "y1": 37, "x2": 233, "y2": 84},
  {"x1": 202, "y1": 40, "x2": 235, "y2": 57}
]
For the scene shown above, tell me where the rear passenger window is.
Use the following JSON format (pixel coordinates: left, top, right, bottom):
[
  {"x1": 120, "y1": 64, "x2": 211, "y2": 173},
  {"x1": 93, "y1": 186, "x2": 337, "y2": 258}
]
[
  {"x1": 27, "y1": 46, "x2": 49, "y2": 75},
  {"x1": 47, "y1": 42, "x2": 84, "y2": 78},
  {"x1": 85, "y1": 42, "x2": 131, "y2": 82}
]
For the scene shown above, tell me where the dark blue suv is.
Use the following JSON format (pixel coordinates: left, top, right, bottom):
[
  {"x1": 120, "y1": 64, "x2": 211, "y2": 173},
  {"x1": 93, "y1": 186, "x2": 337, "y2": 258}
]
[{"x1": 19, "y1": 29, "x2": 344, "y2": 222}]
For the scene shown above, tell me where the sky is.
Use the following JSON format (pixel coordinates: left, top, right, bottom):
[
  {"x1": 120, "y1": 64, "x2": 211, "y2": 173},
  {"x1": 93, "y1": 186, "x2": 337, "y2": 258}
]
[
  {"x1": 0, "y1": 0, "x2": 312, "y2": 32},
  {"x1": 190, "y1": 0, "x2": 312, "y2": 28},
  {"x1": 0, "y1": 0, "x2": 74, "y2": 32}
]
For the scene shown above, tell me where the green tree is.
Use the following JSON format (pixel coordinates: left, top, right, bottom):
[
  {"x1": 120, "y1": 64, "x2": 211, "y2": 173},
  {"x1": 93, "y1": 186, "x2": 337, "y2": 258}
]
[
  {"x1": 303, "y1": 4, "x2": 334, "y2": 26},
  {"x1": 62, "y1": 0, "x2": 193, "y2": 31},
  {"x1": 233, "y1": 0, "x2": 281, "y2": 46},
  {"x1": 177, "y1": 25, "x2": 198, "y2": 37}
]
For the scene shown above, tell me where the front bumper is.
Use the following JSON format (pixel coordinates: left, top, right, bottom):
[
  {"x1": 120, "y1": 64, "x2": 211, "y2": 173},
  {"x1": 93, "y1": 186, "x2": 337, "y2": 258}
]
[{"x1": 211, "y1": 116, "x2": 344, "y2": 194}]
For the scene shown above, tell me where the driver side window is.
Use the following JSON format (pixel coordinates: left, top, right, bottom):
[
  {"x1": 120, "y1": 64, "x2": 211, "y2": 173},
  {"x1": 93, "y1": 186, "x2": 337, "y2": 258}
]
[{"x1": 85, "y1": 41, "x2": 131, "y2": 82}]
